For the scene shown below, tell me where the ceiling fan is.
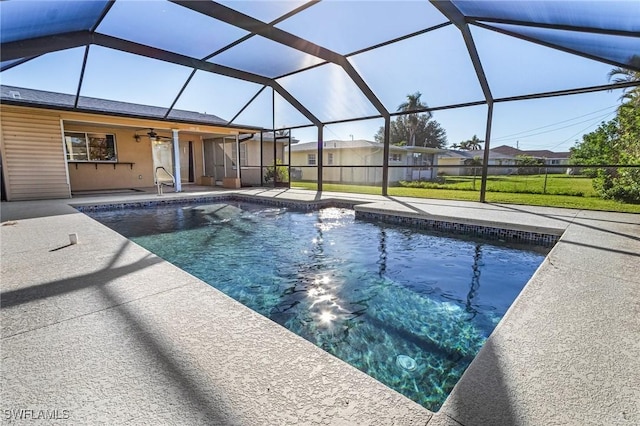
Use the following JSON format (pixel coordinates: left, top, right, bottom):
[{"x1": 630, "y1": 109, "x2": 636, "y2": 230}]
[{"x1": 134, "y1": 128, "x2": 172, "y2": 142}]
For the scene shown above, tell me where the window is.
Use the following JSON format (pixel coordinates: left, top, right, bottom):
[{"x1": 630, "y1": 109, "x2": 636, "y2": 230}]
[
  {"x1": 327, "y1": 153, "x2": 334, "y2": 165},
  {"x1": 240, "y1": 144, "x2": 247, "y2": 167},
  {"x1": 389, "y1": 153, "x2": 402, "y2": 162},
  {"x1": 65, "y1": 132, "x2": 117, "y2": 161},
  {"x1": 231, "y1": 142, "x2": 248, "y2": 168},
  {"x1": 308, "y1": 153, "x2": 316, "y2": 165}
]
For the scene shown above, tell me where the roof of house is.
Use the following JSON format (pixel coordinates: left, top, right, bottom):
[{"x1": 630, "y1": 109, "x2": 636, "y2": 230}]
[
  {"x1": 0, "y1": 85, "x2": 237, "y2": 128},
  {"x1": 491, "y1": 145, "x2": 524, "y2": 156},
  {"x1": 522, "y1": 150, "x2": 571, "y2": 159},
  {"x1": 441, "y1": 149, "x2": 516, "y2": 160},
  {"x1": 490, "y1": 145, "x2": 570, "y2": 159},
  {"x1": 290, "y1": 140, "x2": 384, "y2": 152}
]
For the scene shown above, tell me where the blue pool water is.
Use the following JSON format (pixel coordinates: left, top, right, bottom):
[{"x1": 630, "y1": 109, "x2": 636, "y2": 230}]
[{"x1": 87, "y1": 201, "x2": 547, "y2": 410}]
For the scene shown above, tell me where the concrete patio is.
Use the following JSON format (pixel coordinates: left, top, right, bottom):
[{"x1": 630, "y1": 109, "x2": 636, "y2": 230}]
[{"x1": 1, "y1": 188, "x2": 638, "y2": 425}]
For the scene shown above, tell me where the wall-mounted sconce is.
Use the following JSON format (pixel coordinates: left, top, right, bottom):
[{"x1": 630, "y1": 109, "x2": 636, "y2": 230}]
[{"x1": 134, "y1": 134, "x2": 141, "y2": 143}]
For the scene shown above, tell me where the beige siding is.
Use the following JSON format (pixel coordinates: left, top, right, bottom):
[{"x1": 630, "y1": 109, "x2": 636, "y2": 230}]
[{"x1": 1, "y1": 107, "x2": 70, "y2": 200}]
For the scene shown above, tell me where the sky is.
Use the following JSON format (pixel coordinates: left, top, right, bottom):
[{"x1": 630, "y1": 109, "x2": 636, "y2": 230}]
[{"x1": 0, "y1": 0, "x2": 628, "y2": 153}]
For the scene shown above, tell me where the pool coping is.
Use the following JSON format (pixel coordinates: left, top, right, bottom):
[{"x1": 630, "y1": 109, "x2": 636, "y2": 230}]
[{"x1": 2, "y1": 188, "x2": 638, "y2": 425}]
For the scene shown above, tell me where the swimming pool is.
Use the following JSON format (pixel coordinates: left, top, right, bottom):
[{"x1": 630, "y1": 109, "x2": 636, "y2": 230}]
[{"x1": 87, "y1": 200, "x2": 547, "y2": 411}]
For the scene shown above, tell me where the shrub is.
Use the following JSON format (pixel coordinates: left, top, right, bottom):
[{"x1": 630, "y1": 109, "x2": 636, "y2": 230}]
[
  {"x1": 264, "y1": 159, "x2": 289, "y2": 183},
  {"x1": 596, "y1": 168, "x2": 640, "y2": 203}
]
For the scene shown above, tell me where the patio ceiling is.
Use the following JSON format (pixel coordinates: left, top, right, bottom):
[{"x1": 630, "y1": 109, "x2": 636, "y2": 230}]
[{"x1": 1, "y1": 0, "x2": 639, "y2": 131}]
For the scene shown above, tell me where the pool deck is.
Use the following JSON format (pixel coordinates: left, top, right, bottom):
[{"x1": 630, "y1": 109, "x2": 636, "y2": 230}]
[{"x1": 1, "y1": 187, "x2": 638, "y2": 425}]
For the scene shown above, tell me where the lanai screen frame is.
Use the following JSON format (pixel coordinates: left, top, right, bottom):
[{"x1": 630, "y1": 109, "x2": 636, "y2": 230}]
[{"x1": 1, "y1": 0, "x2": 638, "y2": 200}]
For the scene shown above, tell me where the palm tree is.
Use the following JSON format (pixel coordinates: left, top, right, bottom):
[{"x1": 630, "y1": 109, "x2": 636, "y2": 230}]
[
  {"x1": 397, "y1": 92, "x2": 431, "y2": 146},
  {"x1": 454, "y1": 135, "x2": 484, "y2": 150},
  {"x1": 608, "y1": 64, "x2": 640, "y2": 107},
  {"x1": 462, "y1": 135, "x2": 484, "y2": 150}
]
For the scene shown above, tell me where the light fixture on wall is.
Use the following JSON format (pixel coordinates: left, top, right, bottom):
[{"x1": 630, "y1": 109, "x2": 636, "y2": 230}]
[{"x1": 134, "y1": 134, "x2": 141, "y2": 143}]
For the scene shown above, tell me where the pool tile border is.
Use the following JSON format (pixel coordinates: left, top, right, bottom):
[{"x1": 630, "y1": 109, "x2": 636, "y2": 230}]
[
  {"x1": 73, "y1": 194, "x2": 559, "y2": 247},
  {"x1": 73, "y1": 194, "x2": 357, "y2": 213},
  {"x1": 355, "y1": 210, "x2": 559, "y2": 247}
]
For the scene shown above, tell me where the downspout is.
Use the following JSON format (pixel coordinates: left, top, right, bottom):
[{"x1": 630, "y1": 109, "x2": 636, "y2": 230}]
[{"x1": 172, "y1": 129, "x2": 181, "y2": 192}]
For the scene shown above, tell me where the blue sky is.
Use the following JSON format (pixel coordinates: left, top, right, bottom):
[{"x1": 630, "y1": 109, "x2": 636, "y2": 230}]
[{"x1": 0, "y1": 0, "x2": 626, "y2": 153}]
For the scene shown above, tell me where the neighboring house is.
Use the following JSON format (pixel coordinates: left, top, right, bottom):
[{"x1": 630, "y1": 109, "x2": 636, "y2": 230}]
[
  {"x1": 438, "y1": 150, "x2": 518, "y2": 176},
  {"x1": 489, "y1": 145, "x2": 523, "y2": 157},
  {"x1": 439, "y1": 146, "x2": 571, "y2": 176},
  {"x1": 521, "y1": 149, "x2": 571, "y2": 171},
  {"x1": 492, "y1": 145, "x2": 571, "y2": 173},
  {"x1": 288, "y1": 140, "x2": 443, "y2": 184},
  {"x1": 0, "y1": 85, "x2": 280, "y2": 201}
]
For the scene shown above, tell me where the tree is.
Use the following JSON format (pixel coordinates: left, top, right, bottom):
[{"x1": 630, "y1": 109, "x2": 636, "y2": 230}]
[
  {"x1": 515, "y1": 155, "x2": 544, "y2": 175},
  {"x1": 423, "y1": 119, "x2": 448, "y2": 148},
  {"x1": 374, "y1": 114, "x2": 447, "y2": 148},
  {"x1": 455, "y1": 134, "x2": 484, "y2": 150},
  {"x1": 396, "y1": 92, "x2": 432, "y2": 146},
  {"x1": 608, "y1": 62, "x2": 640, "y2": 107},
  {"x1": 569, "y1": 118, "x2": 618, "y2": 176},
  {"x1": 570, "y1": 70, "x2": 640, "y2": 203}
]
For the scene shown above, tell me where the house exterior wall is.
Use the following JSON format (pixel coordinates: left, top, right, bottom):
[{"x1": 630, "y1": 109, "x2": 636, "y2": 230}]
[
  {"x1": 0, "y1": 105, "x2": 70, "y2": 200},
  {"x1": 239, "y1": 140, "x2": 264, "y2": 186},
  {"x1": 64, "y1": 124, "x2": 205, "y2": 191},
  {"x1": 434, "y1": 157, "x2": 464, "y2": 176},
  {"x1": 543, "y1": 158, "x2": 570, "y2": 174},
  {"x1": 289, "y1": 146, "x2": 438, "y2": 184},
  {"x1": 437, "y1": 156, "x2": 516, "y2": 176},
  {"x1": 291, "y1": 147, "x2": 386, "y2": 184},
  {"x1": 63, "y1": 123, "x2": 156, "y2": 191},
  {"x1": 1, "y1": 104, "x2": 242, "y2": 199}
]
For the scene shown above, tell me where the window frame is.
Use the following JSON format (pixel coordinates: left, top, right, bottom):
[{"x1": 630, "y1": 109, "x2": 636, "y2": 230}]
[
  {"x1": 64, "y1": 131, "x2": 118, "y2": 162},
  {"x1": 231, "y1": 142, "x2": 248, "y2": 169},
  {"x1": 327, "y1": 152, "x2": 334, "y2": 165},
  {"x1": 307, "y1": 153, "x2": 317, "y2": 165}
]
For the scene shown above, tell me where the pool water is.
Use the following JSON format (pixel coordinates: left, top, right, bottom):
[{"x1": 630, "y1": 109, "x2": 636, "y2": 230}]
[{"x1": 87, "y1": 201, "x2": 547, "y2": 411}]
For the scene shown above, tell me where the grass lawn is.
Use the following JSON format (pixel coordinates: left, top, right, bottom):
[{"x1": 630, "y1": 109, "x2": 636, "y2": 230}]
[
  {"x1": 291, "y1": 176, "x2": 640, "y2": 213},
  {"x1": 404, "y1": 174, "x2": 597, "y2": 197}
]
